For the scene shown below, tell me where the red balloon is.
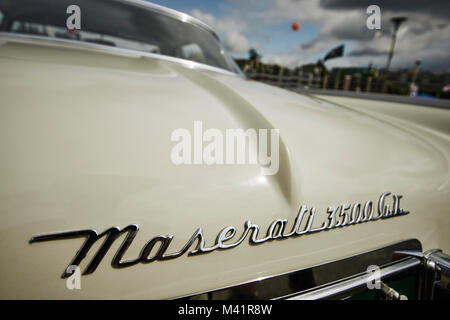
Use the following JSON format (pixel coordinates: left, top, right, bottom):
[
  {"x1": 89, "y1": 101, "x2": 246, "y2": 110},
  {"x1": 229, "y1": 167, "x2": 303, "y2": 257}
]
[{"x1": 291, "y1": 21, "x2": 300, "y2": 31}]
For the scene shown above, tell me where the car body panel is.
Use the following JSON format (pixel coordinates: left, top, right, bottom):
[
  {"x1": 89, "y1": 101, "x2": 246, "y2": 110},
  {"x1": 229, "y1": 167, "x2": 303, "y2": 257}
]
[{"x1": 0, "y1": 36, "x2": 449, "y2": 299}]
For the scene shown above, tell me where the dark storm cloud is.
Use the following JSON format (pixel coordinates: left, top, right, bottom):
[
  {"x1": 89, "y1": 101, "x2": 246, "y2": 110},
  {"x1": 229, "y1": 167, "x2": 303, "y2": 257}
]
[
  {"x1": 320, "y1": 0, "x2": 450, "y2": 20},
  {"x1": 328, "y1": 18, "x2": 374, "y2": 40},
  {"x1": 419, "y1": 55, "x2": 450, "y2": 72},
  {"x1": 348, "y1": 47, "x2": 386, "y2": 57}
]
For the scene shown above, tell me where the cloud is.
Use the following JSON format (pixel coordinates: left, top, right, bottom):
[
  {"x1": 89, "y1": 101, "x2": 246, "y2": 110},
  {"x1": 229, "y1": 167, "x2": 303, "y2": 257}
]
[
  {"x1": 320, "y1": 0, "x2": 450, "y2": 21},
  {"x1": 223, "y1": 31, "x2": 251, "y2": 52},
  {"x1": 261, "y1": 53, "x2": 309, "y2": 68},
  {"x1": 348, "y1": 47, "x2": 386, "y2": 57},
  {"x1": 189, "y1": 0, "x2": 450, "y2": 71},
  {"x1": 189, "y1": 9, "x2": 252, "y2": 53},
  {"x1": 271, "y1": 0, "x2": 450, "y2": 71}
]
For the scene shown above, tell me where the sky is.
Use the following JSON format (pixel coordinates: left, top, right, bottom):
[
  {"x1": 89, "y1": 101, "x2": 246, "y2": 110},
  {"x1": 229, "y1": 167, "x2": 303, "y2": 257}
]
[{"x1": 149, "y1": 0, "x2": 450, "y2": 72}]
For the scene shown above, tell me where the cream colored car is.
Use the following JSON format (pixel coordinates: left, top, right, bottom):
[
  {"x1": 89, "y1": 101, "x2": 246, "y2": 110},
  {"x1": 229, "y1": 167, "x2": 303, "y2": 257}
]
[{"x1": 0, "y1": 0, "x2": 449, "y2": 300}]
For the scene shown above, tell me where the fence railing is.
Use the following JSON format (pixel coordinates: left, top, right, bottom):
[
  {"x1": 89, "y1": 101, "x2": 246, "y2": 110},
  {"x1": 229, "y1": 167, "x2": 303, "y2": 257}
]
[
  {"x1": 244, "y1": 69, "x2": 450, "y2": 107},
  {"x1": 245, "y1": 70, "x2": 323, "y2": 90},
  {"x1": 244, "y1": 70, "x2": 422, "y2": 96}
]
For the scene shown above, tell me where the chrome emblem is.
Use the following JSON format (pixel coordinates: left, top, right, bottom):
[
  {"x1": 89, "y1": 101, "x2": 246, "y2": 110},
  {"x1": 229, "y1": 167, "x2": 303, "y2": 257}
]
[{"x1": 30, "y1": 192, "x2": 408, "y2": 277}]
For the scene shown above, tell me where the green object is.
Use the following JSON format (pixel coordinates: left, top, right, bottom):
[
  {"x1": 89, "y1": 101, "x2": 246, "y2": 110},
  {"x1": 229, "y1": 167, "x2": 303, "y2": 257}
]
[{"x1": 349, "y1": 276, "x2": 417, "y2": 300}]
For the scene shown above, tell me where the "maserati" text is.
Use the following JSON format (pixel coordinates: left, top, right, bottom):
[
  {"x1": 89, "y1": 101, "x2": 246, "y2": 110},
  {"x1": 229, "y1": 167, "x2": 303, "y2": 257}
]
[{"x1": 29, "y1": 192, "x2": 408, "y2": 278}]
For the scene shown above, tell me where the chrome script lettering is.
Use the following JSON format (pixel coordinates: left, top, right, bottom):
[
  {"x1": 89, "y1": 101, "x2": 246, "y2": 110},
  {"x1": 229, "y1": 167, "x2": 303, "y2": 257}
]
[{"x1": 29, "y1": 192, "x2": 409, "y2": 277}]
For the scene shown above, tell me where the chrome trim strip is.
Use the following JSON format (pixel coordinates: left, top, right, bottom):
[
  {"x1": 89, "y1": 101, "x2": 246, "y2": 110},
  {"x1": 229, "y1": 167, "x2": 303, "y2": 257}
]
[
  {"x1": 0, "y1": 33, "x2": 239, "y2": 77},
  {"x1": 287, "y1": 257, "x2": 421, "y2": 300},
  {"x1": 176, "y1": 239, "x2": 422, "y2": 300}
]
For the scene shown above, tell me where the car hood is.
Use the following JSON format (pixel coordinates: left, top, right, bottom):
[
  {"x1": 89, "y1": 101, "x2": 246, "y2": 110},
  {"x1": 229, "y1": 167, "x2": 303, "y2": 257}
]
[{"x1": 0, "y1": 37, "x2": 449, "y2": 298}]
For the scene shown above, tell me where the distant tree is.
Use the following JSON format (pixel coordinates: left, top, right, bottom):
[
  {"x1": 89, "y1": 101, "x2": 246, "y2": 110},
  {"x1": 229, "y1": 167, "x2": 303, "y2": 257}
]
[{"x1": 248, "y1": 48, "x2": 261, "y2": 61}]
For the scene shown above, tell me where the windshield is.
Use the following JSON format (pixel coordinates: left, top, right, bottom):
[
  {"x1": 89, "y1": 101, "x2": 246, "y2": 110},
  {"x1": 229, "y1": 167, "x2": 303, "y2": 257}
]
[{"x1": 0, "y1": 0, "x2": 240, "y2": 73}]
